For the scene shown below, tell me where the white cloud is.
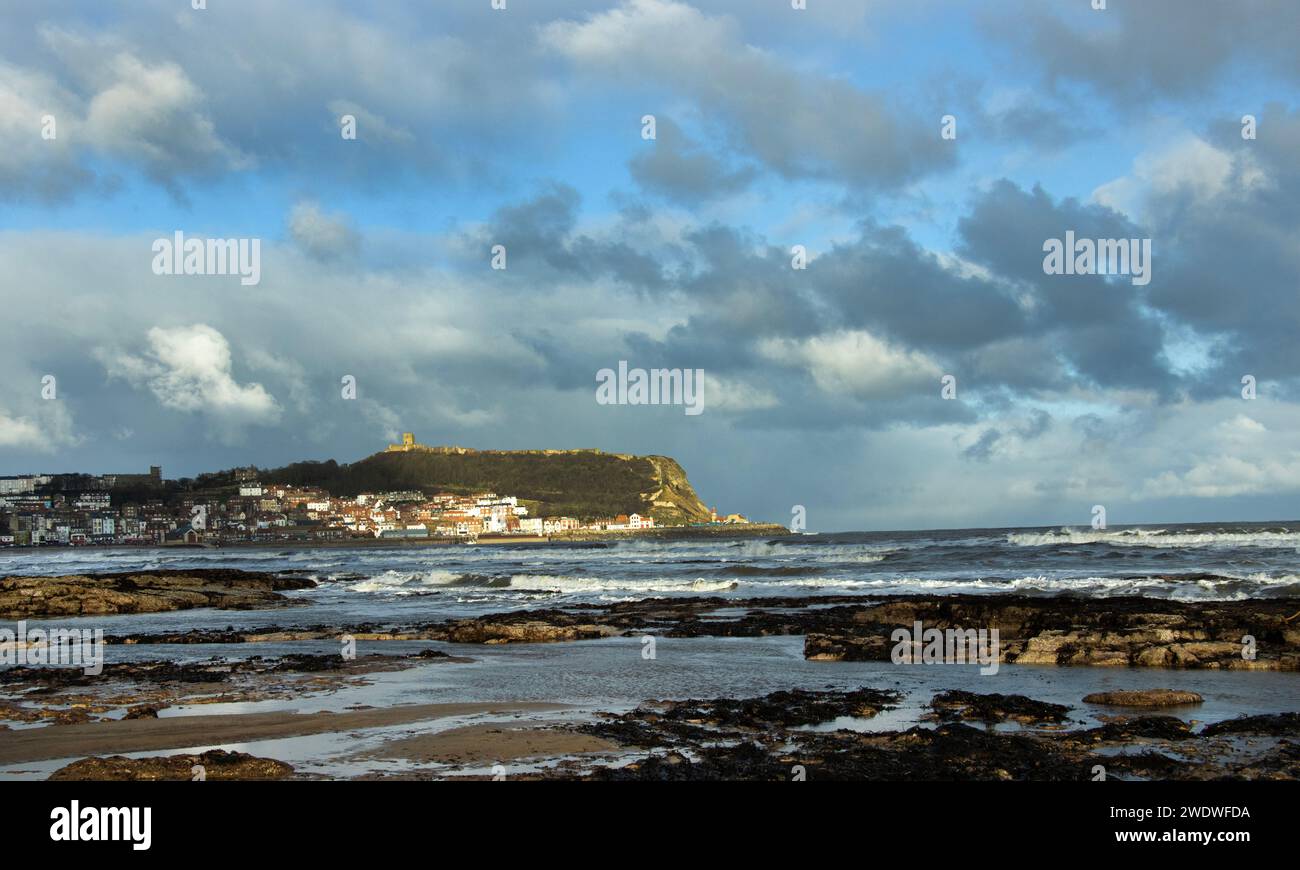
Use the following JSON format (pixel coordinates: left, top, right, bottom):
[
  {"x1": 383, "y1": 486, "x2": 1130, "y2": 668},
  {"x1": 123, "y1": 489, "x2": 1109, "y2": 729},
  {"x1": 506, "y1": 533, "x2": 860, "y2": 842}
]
[
  {"x1": 100, "y1": 325, "x2": 279, "y2": 433},
  {"x1": 1140, "y1": 455, "x2": 1300, "y2": 499},
  {"x1": 758, "y1": 330, "x2": 943, "y2": 399},
  {"x1": 246, "y1": 348, "x2": 314, "y2": 415},
  {"x1": 359, "y1": 398, "x2": 402, "y2": 442},
  {"x1": 0, "y1": 412, "x2": 46, "y2": 450},
  {"x1": 700, "y1": 374, "x2": 779, "y2": 413},
  {"x1": 0, "y1": 401, "x2": 79, "y2": 452},
  {"x1": 0, "y1": 60, "x2": 88, "y2": 200},
  {"x1": 287, "y1": 201, "x2": 360, "y2": 260},
  {"x1": 1135, "y1": 406, "x2": 1300, "y2": 499},
  {"x1": 83, "y1": 51, "x2": 249, "y2": 179},
  {"x1": 1092, "y1": 135, "x2": 1267, "y2": 219},
  {"x1": 0, "y1": 28, "x2": 250, "y2": 198}
]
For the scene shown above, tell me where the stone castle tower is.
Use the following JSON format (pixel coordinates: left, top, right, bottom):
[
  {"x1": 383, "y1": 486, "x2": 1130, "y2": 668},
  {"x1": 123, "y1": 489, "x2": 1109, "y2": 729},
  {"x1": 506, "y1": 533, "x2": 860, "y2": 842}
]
[{"x1": 386, "y1": 432, "x2": 419, "y2": 452}]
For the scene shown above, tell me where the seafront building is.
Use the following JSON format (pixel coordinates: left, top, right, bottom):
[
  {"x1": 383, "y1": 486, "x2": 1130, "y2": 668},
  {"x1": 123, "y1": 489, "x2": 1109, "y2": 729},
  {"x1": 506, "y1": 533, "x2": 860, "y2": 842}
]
[{"x1": 0, "y1": 478, "x2": 663, "y2": 545}]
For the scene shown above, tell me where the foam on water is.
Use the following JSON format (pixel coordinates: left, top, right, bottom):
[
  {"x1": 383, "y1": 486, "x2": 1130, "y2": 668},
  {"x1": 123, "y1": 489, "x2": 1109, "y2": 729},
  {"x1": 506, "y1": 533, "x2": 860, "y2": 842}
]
[
  {"x1": 5, "y1": 520, "x2": 1298, "y2": 617},
  {"x1": 1008, "y1": 527, "x2": 1300, "y2": 548},
  {"x1": 505, "y1": 574, "x2": 740, "y2": 594},
  {"x1": 350, "y1": 569, "x2": 461, "y2": 593}
]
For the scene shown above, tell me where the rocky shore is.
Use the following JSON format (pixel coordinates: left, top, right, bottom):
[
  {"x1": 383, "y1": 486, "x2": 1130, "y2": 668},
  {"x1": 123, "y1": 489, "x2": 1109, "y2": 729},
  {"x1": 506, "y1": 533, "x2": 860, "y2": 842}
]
[
  {"x1": 2, "y1": 570, "x2": 1296, "y2": 780},
  {"x1": 550, "y1": 687, "x2": 1300, "y2": 781},
  {"x1": 0, "y1": 649, "x2": 466, "y2": 727},
  {"x1": 31, "y1": 578, "x2": 1293, "y2": 669},
  {"x1": 422, "y1": 591, "x2": 1300, "y2": 670},
  {"x1": 0, "y1": 569, "x2": 316, "y2": 618},
  {"x1": 800, "y1": 593, "x2": 1300, "y2": 670}
]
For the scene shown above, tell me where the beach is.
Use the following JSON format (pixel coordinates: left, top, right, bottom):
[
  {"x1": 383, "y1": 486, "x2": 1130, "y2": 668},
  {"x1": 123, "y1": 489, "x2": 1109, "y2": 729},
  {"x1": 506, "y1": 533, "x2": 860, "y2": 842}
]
[{"x1": 2, "y1": 523, "x2": 1298, "y2": 780}]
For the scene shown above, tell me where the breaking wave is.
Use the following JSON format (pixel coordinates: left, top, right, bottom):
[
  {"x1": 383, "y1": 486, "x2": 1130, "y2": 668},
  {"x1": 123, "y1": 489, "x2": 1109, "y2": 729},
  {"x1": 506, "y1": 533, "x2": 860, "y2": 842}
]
[
  {"x1": 350, "y1": 569, "x2": 463, "y2": 593},
  {"x1": 1007, "y1": 527, "x2": 1300, "y2": 548},
  {"x1": 337, "y1": 566, "x2": 1300, "y2": 601},
  {"x1": 504, "y1": 574, "x2": 740, "y2": 594}
]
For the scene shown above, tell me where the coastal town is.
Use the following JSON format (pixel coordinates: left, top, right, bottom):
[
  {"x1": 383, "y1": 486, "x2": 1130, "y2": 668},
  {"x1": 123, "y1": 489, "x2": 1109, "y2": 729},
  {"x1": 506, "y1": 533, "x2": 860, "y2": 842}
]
[{"x1": 0, "y1": 449, "x2": 751, "y2": 548}]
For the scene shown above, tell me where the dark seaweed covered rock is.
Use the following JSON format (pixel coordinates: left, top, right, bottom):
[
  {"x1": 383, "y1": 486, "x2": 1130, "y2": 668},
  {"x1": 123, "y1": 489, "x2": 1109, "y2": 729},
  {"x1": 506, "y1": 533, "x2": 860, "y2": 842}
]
[
  {"x1": 930, "y1": 690, "x2": 1071, "y2": 724},
  {"x1": 49, "y1": 749, "x2": 293, "y2": 781},
  {"x1": 1202, "y1": 713, "x2": 1300, "y2": 737}
]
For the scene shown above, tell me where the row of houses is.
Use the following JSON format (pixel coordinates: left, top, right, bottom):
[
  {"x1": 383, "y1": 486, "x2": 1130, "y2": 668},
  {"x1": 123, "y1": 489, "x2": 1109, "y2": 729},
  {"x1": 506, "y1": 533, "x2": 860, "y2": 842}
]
[{"x1": 0, "y1": 475, "x2": 668, "y2": 547}]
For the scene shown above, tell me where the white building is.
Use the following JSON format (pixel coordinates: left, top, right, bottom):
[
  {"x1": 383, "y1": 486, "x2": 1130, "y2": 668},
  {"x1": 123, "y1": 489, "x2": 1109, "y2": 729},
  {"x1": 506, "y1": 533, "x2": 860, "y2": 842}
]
[
  {"x1": 0, "y1": 476, "x2": 49, "y2": 495},
  {"x1": 543, "y1": 517, "x2": 580, "y2": 534},
  {"x1": 74, "y1": 492, "x2": 111, "y2": 510}
]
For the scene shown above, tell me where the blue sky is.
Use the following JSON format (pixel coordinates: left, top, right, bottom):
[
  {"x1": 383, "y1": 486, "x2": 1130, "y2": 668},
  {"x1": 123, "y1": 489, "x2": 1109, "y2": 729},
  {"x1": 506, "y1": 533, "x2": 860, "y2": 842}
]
[{"x1": 2, "y1": 0, "x2": 1300, "y2": 531}]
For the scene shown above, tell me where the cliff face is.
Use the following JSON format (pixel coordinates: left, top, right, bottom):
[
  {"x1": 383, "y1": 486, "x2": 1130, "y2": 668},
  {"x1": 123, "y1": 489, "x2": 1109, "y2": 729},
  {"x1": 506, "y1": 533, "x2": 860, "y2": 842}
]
[
  {"x1": 642, "y1": 455, "x2": 712, "y2": 524},
  {"x1": 264, "y1": 448, "x2": 713, "y2": 524}
]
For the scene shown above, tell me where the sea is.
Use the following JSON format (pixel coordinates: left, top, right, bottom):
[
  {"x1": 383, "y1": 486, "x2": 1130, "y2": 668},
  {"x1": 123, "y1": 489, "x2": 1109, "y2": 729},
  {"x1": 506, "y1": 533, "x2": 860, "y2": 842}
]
[{"x1": 4, "y1": 521, "x2": 1300, "y2": 627}]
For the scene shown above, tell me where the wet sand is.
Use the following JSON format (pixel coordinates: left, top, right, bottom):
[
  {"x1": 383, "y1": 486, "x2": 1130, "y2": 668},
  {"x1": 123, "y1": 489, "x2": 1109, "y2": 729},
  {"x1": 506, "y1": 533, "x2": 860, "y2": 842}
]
[
  {"x1": 0, "y1": 701, "x2": 567, "y2": 765},
  {"x1": 348, "y1": 722, "x2": 620, "y2": 765}
]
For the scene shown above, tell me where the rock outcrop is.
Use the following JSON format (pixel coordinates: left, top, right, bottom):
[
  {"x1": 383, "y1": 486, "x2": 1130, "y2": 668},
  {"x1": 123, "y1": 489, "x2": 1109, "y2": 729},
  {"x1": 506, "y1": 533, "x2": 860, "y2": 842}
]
[
  {"x1": 1082, "y1": 690, "x2": 1204, "y2": 706},
  {"x1": 48, "y1": 749, "x2": 293, "y2": 781},
  {"x1": 929, "y1": 690, "x2": 1071, "y2": 724},
  {"x1": 59, "y1": 589, "x2": 1300, "y2": 671},
  {"x1": 0, "y1": 569, "x2": 315, "y2": 618},
  {"x1": 566, "y1": 688, "x2": 1300, "y2": 781},
  {"x1": 802, "y1": 594, "x2": 1300, "y2": 670},
  {"x1": 427, "y1": 593, "x2": 1300, "y2": 668}
]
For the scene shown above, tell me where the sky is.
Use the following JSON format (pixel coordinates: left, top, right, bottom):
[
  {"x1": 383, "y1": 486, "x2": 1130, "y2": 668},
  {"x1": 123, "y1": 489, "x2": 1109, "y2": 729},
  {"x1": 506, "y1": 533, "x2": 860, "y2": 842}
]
[{"x1": 2, "y1": 0, "x2": 1299, "y2": 532}]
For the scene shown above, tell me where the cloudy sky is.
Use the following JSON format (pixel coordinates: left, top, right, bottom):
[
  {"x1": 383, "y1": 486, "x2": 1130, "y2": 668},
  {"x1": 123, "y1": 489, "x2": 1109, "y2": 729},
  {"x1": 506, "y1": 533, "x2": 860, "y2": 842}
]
[{"x1": 2, "y1": 0, "x2": 1299, "y2": 532}]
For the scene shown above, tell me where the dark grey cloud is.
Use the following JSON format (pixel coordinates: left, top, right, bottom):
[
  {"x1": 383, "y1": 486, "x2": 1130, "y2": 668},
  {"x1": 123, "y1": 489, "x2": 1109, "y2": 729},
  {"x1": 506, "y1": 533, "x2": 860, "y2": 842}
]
[
  {"x1": 1016, "y1": 408, "x2": 1052, "y2": 440},
  {"x1": 461, "y1": 184, "x2": 673, "y2": 293},
  {"x1": 957, "y1": 181, "x2": 1171, "y2": 392},
  {"x1": 962, "y1": 409, "x2": 1050, "y2": 463},
  {"x1": 815, "y1": 223, "x2": 1027, "y2": 353},
  {"x1": 628, "y1": 117, "x2": 756, "y2": 204},
  {"x1": 982, "y1": 98, "x2": 1094, "y2": 150},
  {"x1": 1000, "y1": 0, "x2": 1300, "y2": 105},
  {"x1": 485, "y1": 181, "x2": 1174, "y2": 429},
  {"x1": 963, "y1": 428, "x2": 1001, "y2": 462}
]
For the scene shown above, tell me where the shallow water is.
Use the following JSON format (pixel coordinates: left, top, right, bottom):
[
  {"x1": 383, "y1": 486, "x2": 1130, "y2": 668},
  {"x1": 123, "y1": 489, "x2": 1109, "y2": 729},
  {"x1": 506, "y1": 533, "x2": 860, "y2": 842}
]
[{"x1": 3, "y1": 635, "x2": 1297, "y2": 780}]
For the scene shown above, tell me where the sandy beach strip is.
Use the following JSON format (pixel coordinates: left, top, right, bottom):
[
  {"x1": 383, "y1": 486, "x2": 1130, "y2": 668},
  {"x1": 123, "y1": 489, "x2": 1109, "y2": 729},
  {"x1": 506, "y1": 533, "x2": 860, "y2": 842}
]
[
  {"x1": 347, "y1": 721, "x2": 620, "y2": 766},
  {"x1": 0, "y1": 701, "x2": 567, "y2": 765}
]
